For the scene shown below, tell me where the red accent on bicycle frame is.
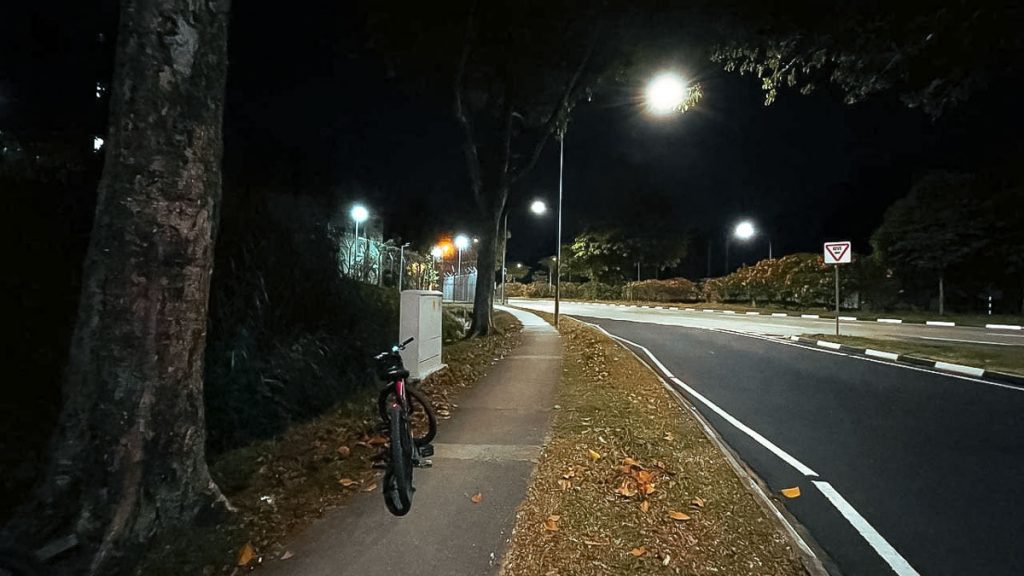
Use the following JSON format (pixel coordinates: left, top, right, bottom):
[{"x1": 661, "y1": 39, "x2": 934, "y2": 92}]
[{"x1": 393, "y1": 378, "x2": 406, "y2": 407}]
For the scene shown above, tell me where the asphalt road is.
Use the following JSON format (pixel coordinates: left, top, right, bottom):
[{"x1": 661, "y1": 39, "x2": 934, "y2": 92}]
[
  {"x1": 508, "y1": 299, "x2": 1024, "y2": 348},
  {"x1": 512, "y1": 300, "x2": 1024, "y2": 576}
]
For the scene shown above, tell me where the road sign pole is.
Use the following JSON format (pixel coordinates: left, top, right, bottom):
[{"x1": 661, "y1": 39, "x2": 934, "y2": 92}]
[{"x1": 835, "y1": 265, "x2": 840, "y2": 337}]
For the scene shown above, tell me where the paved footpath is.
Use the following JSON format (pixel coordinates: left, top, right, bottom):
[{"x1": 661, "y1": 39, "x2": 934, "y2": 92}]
[{"x1": 259, "y1": 306, "x2": 560, "y2": 576}]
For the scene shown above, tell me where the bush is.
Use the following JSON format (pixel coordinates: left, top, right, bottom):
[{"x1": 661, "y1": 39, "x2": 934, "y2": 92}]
[
  {"x1": 625, "y1": 278, "x2": 700, "y2": 302},
  {"x1": 203, "y1": 191, "x2": 399, "y2": 454},
  {"x1": 442, "y1": 308, "x2": 466, "y2": 342},
  {"x1": 578, "y1": 281, "x2": 621, "y2": 300}
]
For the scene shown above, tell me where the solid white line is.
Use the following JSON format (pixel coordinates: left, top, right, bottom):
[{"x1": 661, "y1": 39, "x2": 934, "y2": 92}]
[
  {"x1": 813, "y1": 481, "x2": 920, "y2": 576},
  {"x1": 816, "y1": 340, "x2": 842, "y2": 350},
  {"x1": 839, "y1": 316, "x2": 858, "y2": 321},
  {"x1": 925, "y1": 321, "x2": 956, "y2": 327},
  {"x1": 865, "y1": 349, "x2": 900, "y2": 361},
  {"x1": 878, "y1": 318, "x2": 903, "y2": 324},
  {"x1": 986, "y1": 324, "x2": 1023, "y2": 330},
  {"x1": 801, "y1": 314, "x2": 820, "y2": 319},
  {"x1": 772, "y1": 313, "x2": 788, "y2": 317},
  {"x1": 934, "y1": 361, "x2": 985, "y2": 377}
]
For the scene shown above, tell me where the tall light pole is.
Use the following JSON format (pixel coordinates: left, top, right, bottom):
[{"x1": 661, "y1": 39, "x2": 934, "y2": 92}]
[
  {"x1": 502, "y1": 199, "x2": 548, "y2": 304},
  {"x1": 455, "y1": 234, "x2": 470, "y2": 302},
  {"x1": 398, "y1": 242, "x2": 411, "y2": 292},
  {"x1": 350, "y1": 204, "x2": 369, "y2": 277},
  {"x1": 554, "y1": 71, "x2": 691, "y2": 327},
  {"x1": 430, "y1": 245, "x2": 443, "y2": 292},
  {"x1": 725, "y1": 220, "x2": 771, "y2": 273}
]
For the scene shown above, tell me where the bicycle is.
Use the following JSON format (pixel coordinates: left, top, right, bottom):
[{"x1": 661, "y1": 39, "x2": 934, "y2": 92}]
[{"x1": 374, "y1": 337, "x2": 438, "y2": 516}]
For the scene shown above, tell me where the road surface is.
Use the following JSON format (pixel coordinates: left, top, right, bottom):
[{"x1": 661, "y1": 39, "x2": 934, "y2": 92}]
[
  {"x1": 508, "y1": 299, "x2": 1024, "y2": 348},
  {"x1": 513, "y1": 299, "x2": 1024, "y2": 576}
]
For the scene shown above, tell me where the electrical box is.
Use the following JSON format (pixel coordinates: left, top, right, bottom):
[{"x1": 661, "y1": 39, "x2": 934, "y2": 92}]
[{"x1": 399, "y1": 290, "x2": 445, "y2": 380}]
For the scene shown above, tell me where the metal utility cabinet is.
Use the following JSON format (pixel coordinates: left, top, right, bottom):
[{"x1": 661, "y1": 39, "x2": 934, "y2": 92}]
[{"x1": 399, "y1": 290, "x2": 445, "y2": 380}]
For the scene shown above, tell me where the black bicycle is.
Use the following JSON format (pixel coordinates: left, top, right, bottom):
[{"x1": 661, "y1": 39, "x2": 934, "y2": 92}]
[{"x1": 374, "y1": 337, "x2": 438, "y2": 516}]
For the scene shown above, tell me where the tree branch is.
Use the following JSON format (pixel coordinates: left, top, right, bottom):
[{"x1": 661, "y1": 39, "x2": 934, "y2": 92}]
[
  {"x1": 454, "y1": 10, "x2": 483, "y2": 206},
  {"x1": 509, "y1": 28, "x2": 600, "y2": 186}
]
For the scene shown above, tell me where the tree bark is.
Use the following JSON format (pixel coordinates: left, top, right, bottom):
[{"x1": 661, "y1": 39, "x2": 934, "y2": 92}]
[
  {"x1": 2, "y1": 1, "x2": 232, "y2": 573},
  {"x1": 470, "y1": 195, "x2": 504, "y2": 336}
]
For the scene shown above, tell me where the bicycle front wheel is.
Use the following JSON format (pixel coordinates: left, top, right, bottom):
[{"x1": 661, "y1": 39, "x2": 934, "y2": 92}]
[
  {"x1": 378, "y1": 384, "x2": 437, "y2": 446},
  {"x1": 382, "y1": 405, "x2": 414, "y2": 516}
]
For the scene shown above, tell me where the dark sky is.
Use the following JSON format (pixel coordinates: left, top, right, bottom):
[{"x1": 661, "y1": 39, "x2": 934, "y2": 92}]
[{"x1": 4, "y1": 1, "x2": 1022, "y2": 278}]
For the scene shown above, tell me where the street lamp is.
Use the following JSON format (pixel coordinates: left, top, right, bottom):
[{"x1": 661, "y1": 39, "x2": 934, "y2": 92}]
[
  {"x1": 724, "y1": 220, "x2": 772, "y2": 273},
  {"x1": 454, "y1": 234, "x2": 470, "y2": 302},
  {"x1": 500, "y1": 199, "x2": 550, "y2": 305},
  {"x1": 530, "y1": 199, "x2": 547, "y2": 215},
  {"x1": 350, "y1": 204, "x2": 369, "y2": 275},
  {"x1": 553, "y1": 72, "x2": 691, "y2": 326}
]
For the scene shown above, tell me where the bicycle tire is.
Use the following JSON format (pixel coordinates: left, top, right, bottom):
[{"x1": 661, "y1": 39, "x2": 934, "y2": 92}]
[
  {"x1": 382, "y1": 405, "x2": 413, "y2": 516},
  {"x1": 378, "y1": 384, "x2": 437, "y2": 446}
]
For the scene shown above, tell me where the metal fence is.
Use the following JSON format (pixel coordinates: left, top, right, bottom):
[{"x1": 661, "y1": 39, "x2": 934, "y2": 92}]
[{"x1": 443, "y1": 270, "x2": 477, "y2": 302}]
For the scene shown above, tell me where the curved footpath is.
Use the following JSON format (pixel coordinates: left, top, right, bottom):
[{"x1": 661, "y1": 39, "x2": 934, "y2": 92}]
[{"x1": 258, "y1": 306, "x2": 560, "y2": 576}]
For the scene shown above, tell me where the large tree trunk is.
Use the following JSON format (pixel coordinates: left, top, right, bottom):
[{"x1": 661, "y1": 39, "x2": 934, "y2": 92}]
[
  {"x1": 470, "y1": 201, "x2": 503, "y2": 336},
  {"x1": 2, "y1": 1, "x2": 232, "y2": 573}
]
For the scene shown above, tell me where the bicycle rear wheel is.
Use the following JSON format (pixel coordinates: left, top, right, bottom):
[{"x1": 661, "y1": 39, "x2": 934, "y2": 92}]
[
  {"x1": 382, "y1": 405, "x2": 414, "y2": 516},
  {"x1": 378, "y1": 384, "x2": 437, "y2": 446}
]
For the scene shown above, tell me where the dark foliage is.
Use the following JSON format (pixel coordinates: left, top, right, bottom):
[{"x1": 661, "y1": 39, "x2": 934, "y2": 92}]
[{"x1": 204, "y1": 189, "x2": 399, "y2": 454}]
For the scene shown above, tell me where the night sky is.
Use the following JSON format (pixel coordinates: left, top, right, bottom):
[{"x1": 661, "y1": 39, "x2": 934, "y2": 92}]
[{"x1": 5, "y1": 1, "x2": 1022, "y2": 277}]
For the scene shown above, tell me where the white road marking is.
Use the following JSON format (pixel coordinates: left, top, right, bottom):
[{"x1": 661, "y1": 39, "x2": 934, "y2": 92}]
[
  {"x1": 746, "y1": 311, "x2": 761, "y2": 315},
  {"x1": 934, "y1": 362, "x2": 985, "y2": 377},
  {"x1": 723, "y1": 310, "x2": 736, "y2": 314},
  {"x1": 866, "y1": 349, "x2": 900, "y2": 361},
  {"x1": 802, "y1": 314, "x2": 820, "y2": 319},
  {"x1": 986, "y1": 324, "x2": 1022, "y2": 330},
  {"x1": 772, "y1": 313, "x2": 788, "y2": 317},
  {"x1": 839, "y1": 316, "x2": 859, "y2": 321},
  {"x1": 816, "y1": 340, "x2": 842, "y2": 350},
  {"x1": 925, "y1": 321, "x2": 956, "y2": 327},
  {"x1": 813, "y1": 481, "x2": 920, "y2": 576},
  {"x1": 878, "y1": 318, "x2": 903, "y2": 324}
]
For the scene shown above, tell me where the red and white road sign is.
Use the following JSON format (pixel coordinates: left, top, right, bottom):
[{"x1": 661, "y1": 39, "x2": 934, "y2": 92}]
[{"x1": 824, "y1": 241, "x2": 852, "y2": 264}]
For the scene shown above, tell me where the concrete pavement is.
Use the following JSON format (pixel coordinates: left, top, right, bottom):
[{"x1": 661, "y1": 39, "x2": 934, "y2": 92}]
[
  {"x1": 511, "y1": 299, "x2": 1024, "y2": 347},
  {"x1": 258, "y1": 306, "x2": 560, "y2": 576}
]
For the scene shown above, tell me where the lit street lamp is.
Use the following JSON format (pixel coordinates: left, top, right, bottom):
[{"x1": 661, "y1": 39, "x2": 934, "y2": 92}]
[
  {"x1": 501, "y1": 199, "x2": 549, "y2": 304},
  {"x1": 553, "y1": 72, "x2": 691, "y2": 327},
  {"x1": 725, "y1": 219, "x2": 771, "y2": 273},
  {"x1": 350, "y1": 204, "x2": 369, "y2": 275}
]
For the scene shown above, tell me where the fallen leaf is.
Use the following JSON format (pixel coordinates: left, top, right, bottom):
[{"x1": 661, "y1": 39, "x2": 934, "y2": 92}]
[
  {"x1": 338, "y1": 478, "x2": 358, "y2": 488},
  {"x1": 236, "y1": 543, "x2": 255, "y2": 566},
  {"x1": 544, "y1": 515, "x2": 560, "y2": 532},
  {"x1": 635, "y1": 470, "x2": 654, "y2": 484},
  {"x1": 630, "y1": 546, "x2": 647, "y2": 557},
  {"x1": 561, "y1": 468, "x2": 576, "y2": 480},
  {"x1": 615, "y1": 479, "x2": 638, "y2": 498},
  {"x1": 691, "y1": 497, "x2": 706, "y2": 508},
  {"x1": 622, "y1": 457, "x2": 639, "y2": 468},
  {"x1": 363, "y1": 483, "x2": 378, "y2": 492},
  {"x1": 642, "y1": 482, "x2": 656, "y2": 495},
  {"x1": 471, "y1": 492, "x2": 483, "y2": 503},
  {"x1": 336, "y1": 445, "x2": 351, "y2": 459},
  {"x1": 781, "y1": 487, "x2": 801, "y2": 499},
  {"x1": 367, "y1": 436, "x2": 388, "y2": 446},
  {"x1": 558, "y1": 479, "x2": 572, "y2": 491},
  {"x1": 662, "y1": 554, "x2": 671, "y2": 566},
  {"x1": 663, "y1": 432, "x2": 674, "y2": 441},
  {"x1": 587, "y1": 449, "x2": 602, "y2": 462},
  {"x1": 640, "y1": 500, "x2": 650, "y2": 513},
  {"x1": 280, "y1": 551, "x2": 294, "y2": 560},
  {"x1": 668, "y1": 511, "x2": 691, "y2": 521}
]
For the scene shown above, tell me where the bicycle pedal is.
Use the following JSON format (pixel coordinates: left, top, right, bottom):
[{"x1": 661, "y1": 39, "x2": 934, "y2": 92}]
[{"x1": 418, "y1": 444, "x2": 434, "y2": 457}]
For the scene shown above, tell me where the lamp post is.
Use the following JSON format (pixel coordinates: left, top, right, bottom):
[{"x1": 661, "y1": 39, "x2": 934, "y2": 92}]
[
  {"x1": 455, "y1": 234, "x2": 470, "y2": 302},
  {"x1": 501, "y1": 199, "x2": 548, "y2": 304},
  {"x1": 553, "y1": 72, "x2": 690, "y2": 328},
  {"x1": 430, "y1": 245, "x2": 443, "y2": 292},
  {"x1": 350, "y1": 204, "x2": 369, "y2": 277},
  {"x1": 725, "y1": 220, "x2": 771, "y2": 274},
  {"x1": 398, "y1": 242, "x2": 411, "y2": 292}
]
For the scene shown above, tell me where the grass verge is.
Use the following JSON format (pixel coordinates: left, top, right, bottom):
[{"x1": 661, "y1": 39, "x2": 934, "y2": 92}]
[
  {"x1": 805, "y1": 333, "x2": 1024, "y2": 375},
  {"x1": 140, "y1": 311, "x2": 522, "y2": 575},
  {"x1": 500, "y1": 315, "x2": 806, "y2": 576}
]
